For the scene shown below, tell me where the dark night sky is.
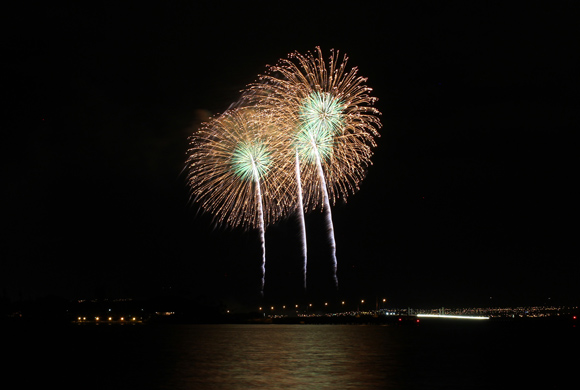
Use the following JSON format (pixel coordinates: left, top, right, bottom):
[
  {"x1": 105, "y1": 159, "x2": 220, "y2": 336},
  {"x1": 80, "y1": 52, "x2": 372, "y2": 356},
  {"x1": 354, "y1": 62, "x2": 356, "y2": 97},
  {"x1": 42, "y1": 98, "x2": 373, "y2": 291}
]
[{"x1": 2, "y1": 2, "x2": 578, "y2": 309}]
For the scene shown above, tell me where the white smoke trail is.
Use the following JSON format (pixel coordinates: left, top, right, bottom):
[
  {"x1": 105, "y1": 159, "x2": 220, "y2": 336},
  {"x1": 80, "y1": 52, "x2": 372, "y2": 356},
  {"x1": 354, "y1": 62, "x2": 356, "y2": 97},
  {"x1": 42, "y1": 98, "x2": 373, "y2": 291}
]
[
  {"x1": 295, "y1": 150, "x2": 308, "y2": 291},
  {"x1": 314, "y1": 149, "x2": 339, "y2": 289},
  {"x1": 252, "y1": 159, "x2": 267, "y2": 296}
]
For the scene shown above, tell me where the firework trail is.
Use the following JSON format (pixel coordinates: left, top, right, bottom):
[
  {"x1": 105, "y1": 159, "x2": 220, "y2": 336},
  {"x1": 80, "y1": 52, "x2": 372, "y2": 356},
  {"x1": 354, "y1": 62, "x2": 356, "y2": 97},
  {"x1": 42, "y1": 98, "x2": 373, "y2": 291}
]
[
  {"x1": 294, "y1": 150, "x2": 308, "y2": 290},
  {"x1": 246, "y1": 47, "x2": 382, "y2": 289},
  {"x1": 313, "y1": 143, "x2": 339, "y2": 288},
  {"x1": 253, "y1": 166, "x2": 267, "y2": 294},
  {"x1": 185, "y1": 106, "x2": 293, "y2": 295}
]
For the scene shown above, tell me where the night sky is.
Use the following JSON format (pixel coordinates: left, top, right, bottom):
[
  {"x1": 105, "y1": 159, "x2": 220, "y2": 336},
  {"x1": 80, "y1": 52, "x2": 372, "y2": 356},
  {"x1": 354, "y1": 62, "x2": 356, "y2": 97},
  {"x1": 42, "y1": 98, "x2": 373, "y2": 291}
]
[{"x1": 3, "y1": 2, "x2": 577, "y2": 310}]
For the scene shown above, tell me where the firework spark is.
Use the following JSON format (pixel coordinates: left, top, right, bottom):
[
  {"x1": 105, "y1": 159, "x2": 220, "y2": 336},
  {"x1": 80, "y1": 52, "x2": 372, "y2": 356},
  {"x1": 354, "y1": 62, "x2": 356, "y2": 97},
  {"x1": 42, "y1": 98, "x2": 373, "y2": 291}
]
[
  {"x1": 246, "y1": 47, "x2": 382, "y2": 289},
  {"x1": 185, "y1": 106, "x2": 294, "y2": 295}
]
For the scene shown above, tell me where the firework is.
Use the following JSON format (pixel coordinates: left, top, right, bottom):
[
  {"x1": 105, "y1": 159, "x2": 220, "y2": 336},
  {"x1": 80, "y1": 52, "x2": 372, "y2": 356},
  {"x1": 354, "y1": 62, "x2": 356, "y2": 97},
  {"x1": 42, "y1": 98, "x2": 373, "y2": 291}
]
[
  {"x1": 246, "y1": 47, "x2": 382, "y2": 289},
  {"x1": 185, "y1": 106, "x2": 294, "y2": 294}
]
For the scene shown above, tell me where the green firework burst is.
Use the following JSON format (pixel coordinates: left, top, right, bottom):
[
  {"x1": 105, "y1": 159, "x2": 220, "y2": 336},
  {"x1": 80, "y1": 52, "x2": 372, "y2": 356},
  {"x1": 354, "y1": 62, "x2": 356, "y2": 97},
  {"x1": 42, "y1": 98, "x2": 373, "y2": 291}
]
[
  {"x1": 295, "y1": 91, "x2": 345, "y2": 163},
  {"x1": 231, "y1": 140, "x2": 272, "y2": 183}
]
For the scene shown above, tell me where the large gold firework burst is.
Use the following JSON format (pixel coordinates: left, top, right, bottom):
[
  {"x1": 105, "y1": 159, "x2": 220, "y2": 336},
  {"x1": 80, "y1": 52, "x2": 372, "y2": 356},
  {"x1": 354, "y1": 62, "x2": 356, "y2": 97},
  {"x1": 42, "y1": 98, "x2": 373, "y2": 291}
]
[
  {"x1": 245, "y1": 47, "x2": 382, "y2": 212},
  {"x1": 185, "y1": 106, "x2": 294, "y2": 229}
]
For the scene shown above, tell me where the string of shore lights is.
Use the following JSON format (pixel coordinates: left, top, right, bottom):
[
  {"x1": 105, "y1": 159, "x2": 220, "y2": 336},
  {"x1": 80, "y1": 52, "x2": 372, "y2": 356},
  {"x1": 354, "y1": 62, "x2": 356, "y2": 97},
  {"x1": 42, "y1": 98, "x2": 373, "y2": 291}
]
[{"x1": 185, "y1": 47, "x2": 382, "y2": 296}]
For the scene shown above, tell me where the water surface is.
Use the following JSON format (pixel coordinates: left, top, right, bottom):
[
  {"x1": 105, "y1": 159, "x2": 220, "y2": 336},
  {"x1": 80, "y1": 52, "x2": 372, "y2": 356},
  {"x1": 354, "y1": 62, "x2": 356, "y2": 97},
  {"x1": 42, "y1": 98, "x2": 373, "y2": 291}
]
[{"x1": 8, "y1": 321, "x2": 577, "y2": 389}]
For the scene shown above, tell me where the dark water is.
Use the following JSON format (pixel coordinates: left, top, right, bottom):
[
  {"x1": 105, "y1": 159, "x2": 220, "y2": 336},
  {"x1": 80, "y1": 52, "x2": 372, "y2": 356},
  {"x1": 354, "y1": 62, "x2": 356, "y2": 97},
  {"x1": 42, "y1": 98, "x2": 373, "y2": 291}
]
[{"x1": 7, "y1": 320, "x2": 577, "y2": 389}]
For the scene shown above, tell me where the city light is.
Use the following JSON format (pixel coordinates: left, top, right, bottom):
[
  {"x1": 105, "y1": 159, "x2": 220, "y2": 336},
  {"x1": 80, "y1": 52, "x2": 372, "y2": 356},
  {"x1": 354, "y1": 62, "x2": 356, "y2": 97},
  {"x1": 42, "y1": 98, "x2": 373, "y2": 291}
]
[
  {"x1": 417, "y1": 314, "x2": 489, "y2": 320},
  {"x1": 66, "y1": 300, "x2": 576, "y2": 325}
]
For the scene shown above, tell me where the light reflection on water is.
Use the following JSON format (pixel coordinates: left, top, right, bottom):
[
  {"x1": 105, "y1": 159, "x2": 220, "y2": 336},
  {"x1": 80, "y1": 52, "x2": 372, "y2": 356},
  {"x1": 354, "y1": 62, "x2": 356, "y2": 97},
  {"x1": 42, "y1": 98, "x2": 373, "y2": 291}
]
[{"x1": 162, "y1": 324, "x2": 404, "y2": 389}]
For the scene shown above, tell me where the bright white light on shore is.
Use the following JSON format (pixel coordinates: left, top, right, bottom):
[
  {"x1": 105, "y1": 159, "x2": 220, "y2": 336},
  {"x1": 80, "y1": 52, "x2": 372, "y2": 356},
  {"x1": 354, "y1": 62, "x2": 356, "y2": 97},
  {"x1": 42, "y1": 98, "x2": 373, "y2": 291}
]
[{"x1": 417, "y1": 314, "x2": 489, "y2": 320}]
